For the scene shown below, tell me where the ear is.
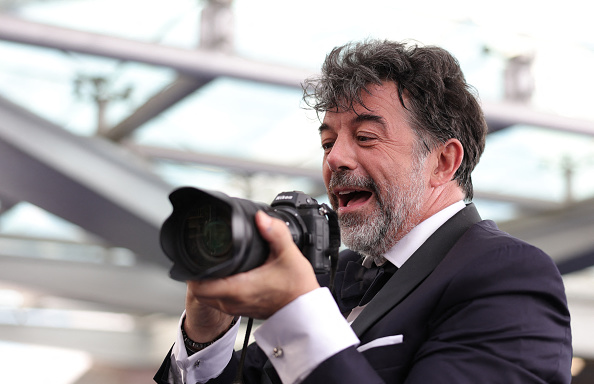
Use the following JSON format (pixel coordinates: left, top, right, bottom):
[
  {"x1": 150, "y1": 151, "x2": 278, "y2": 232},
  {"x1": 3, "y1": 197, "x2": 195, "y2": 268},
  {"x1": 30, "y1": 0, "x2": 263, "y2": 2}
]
[{"x1": 429, "y1": 139, "x2": 464, "y2": 188}]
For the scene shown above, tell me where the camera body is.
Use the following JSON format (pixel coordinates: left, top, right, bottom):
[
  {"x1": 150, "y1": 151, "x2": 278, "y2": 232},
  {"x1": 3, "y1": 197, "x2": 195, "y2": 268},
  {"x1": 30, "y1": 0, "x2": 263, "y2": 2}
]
[{"x1": 160, "y1": 187, "x2": 339, "y2": 281}]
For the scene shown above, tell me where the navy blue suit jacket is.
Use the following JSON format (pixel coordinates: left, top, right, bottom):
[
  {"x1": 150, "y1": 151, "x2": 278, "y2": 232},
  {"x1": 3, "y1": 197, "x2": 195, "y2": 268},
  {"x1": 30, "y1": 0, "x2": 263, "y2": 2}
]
[{"x1": 155, "y1": 204, "x2": 572, "y2": 383}]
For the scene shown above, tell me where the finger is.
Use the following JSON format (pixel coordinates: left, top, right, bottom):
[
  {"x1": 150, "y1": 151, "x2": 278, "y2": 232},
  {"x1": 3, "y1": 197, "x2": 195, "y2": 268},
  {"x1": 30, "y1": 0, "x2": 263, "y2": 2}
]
[
  {"x1": 187, "y1": 277, "x2": 236, "y2": 301},
  {"x1": 255, "y1": 210, "x2": 295, "y2": 254}
]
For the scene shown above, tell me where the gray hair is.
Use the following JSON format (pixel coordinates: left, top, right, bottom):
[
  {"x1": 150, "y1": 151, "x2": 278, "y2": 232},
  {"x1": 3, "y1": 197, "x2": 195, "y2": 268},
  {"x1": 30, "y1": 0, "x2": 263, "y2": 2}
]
[{"x1": 303, "y1": 39, "x2": 488, "y2": 200}]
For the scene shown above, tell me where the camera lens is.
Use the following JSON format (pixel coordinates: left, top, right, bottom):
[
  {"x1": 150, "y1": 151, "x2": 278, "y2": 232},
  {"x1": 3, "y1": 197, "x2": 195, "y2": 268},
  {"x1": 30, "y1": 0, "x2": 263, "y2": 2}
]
[
  {"x1": 202, "y1": 220, "x2": 232, "y2": 257},
  {"x1": 161, "y1": 187, "x2": 335, "y2": 281},
  {"x1": 181, "y1": 202, "x2": 233, "y2": 268}
]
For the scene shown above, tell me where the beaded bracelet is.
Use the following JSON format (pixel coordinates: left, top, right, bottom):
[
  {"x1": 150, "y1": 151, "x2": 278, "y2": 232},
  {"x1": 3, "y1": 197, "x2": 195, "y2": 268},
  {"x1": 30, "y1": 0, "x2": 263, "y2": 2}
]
[{"x1": 181, "y1": 316, "x2": 238, "y2": 355}]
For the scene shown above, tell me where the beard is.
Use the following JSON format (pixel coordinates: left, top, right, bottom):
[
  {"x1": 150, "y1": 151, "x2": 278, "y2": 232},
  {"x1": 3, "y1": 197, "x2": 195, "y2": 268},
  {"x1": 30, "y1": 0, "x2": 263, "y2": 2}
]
[{"x1": 328, "y1": 158, "x2": 426, "y2": 262}]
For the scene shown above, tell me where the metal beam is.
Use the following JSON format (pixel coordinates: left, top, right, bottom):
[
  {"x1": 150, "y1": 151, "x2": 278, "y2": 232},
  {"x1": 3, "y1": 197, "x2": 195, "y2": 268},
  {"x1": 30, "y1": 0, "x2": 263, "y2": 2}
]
[
  {"x1": 498, "y1": 196, "x2": 594, "y2": 266},
  {"x1": 473, "y1": 190, "x2": 563, "y2": 213},
  {"x1": 0, "y1": 94, "x2": 173, "y2": 266},
  {"x1": 557, "y1": 249, "x2": 594, "y2": 275},
  {"x1": 567, "y1": 298, "x2": 594, "y2": 359},
  {"x1": 128, "y1": 143, "x2": 324, "y2": 181},
  {"x1": 0, "y1": 314, "x2": 258, "y2": 369},
  {"x1": 104, "y1": 75, "x2": 215, "y2": 142},
  {"x1": 0, "y1": 15, "x2": 312, "y2": 89},
  {"x1": 0, "y1": 252, "x2": 184, "y2": 316},
  {"x1": 482, "y1": 101, "x2": 594, "y2": 136},
  {"x1": 0, "y1": 319, "x2": 176, "y2": 368},
  {"x1": 0, "y1": 192, "x2": 19, "y2": 215},
  {"x1": 1, "y1": 16, "x2": 594, "y2": 139}
]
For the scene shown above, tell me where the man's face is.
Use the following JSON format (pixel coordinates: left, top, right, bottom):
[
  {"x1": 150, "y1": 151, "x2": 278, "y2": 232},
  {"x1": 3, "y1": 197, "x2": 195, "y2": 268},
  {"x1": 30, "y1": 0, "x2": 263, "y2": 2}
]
[{"x1": 319, "y1": 82, "x2": 430, "y2": 259}]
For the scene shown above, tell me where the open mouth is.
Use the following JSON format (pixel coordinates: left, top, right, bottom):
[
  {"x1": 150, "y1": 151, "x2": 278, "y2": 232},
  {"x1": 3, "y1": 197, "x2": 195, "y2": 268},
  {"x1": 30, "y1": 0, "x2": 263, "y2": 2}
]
[{"x1": 336, "y1": 189, "x2": 373, "y2": 209}]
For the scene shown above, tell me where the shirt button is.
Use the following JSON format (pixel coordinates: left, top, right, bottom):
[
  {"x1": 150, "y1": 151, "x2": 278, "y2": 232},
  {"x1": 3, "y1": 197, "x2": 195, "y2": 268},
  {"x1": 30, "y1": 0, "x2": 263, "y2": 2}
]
[
  {"x1": 273, "y1": 347, "x2": 283, "y2": 358},
  {"x1": 194, "y1": 360, "x2": 201, "y2": 368}
]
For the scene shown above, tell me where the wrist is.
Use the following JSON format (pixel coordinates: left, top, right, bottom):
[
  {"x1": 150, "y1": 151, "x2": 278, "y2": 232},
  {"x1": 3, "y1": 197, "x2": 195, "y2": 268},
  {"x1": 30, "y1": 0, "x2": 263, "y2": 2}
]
[{"x1": 182, "y1": 316, "x2": 238, "y2": 355}]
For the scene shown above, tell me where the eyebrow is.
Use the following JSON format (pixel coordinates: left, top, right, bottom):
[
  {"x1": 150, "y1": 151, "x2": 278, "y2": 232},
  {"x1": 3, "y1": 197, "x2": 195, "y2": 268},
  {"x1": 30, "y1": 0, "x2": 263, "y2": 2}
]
[
  {"x1": 354, "y1": 113, "x2": 386, "y2": 127},
  {"x1": 318, "y1": 123, "x2": 329, "y2": 134},
  {"x1": 319, "y1": 112, "x2": 387, "y2": 134}
]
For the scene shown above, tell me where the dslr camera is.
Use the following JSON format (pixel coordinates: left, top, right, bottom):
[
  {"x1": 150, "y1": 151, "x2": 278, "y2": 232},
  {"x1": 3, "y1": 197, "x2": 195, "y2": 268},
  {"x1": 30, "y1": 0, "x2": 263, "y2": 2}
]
[{"x1": 160, "y1": 187, "x2": 340, "y2": 281}]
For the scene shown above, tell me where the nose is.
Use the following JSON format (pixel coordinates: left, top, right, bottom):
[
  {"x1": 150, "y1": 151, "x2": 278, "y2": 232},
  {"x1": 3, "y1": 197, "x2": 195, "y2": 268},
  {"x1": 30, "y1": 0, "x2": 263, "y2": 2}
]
[{"x1": 325, "y1": 137, "x2": 357, "y2": 172}]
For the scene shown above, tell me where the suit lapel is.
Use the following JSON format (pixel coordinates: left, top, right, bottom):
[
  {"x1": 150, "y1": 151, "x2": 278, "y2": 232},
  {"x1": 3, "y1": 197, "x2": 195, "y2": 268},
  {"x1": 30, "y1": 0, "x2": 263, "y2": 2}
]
[{"x1": 351, "y1": 203, "x2": 482, "y2": 337}]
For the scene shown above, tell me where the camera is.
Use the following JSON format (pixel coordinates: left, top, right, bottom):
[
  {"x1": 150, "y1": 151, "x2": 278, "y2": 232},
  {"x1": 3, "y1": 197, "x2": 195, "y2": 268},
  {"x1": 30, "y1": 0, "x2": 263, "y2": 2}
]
[{"x1": 160, "y1": 187, "x2": 340, "y2": 281}]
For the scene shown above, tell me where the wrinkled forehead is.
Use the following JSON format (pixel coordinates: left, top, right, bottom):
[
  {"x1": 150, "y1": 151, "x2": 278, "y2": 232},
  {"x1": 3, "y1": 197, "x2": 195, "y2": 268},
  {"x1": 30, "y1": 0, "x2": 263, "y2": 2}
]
[
  {"x1": 328, "y1": 81, "x2": 406, "y2": 112},
  {"x1": 322, "y1": 83, "x2": 409, "y2": 124}
]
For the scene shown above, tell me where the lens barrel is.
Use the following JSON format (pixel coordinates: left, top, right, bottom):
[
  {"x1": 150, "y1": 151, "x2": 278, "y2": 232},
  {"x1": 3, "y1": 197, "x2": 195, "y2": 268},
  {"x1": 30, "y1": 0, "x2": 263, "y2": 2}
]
[
  {"x1": 160, "y1": 187, "x2": 335, "y2": 281},
  {"x1": 161, "y1": 187, "x2": 261, "y2": 280}
]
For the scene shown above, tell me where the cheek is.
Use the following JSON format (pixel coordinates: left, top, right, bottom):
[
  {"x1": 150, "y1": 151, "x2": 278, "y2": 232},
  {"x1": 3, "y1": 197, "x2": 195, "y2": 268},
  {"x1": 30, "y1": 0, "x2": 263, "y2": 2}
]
[{"x1": 322, "y1": 162, "x2": 332, "y2": 186}]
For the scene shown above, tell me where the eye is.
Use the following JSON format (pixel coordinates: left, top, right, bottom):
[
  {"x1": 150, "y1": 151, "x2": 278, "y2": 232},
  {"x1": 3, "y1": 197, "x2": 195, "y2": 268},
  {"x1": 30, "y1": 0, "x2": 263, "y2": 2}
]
[
  {"x1": 321, "y1": 141, "x2": 334, "y2": 152},
  {"x1": 356, "y1": 134, "x2": 376, "y2": 144}
]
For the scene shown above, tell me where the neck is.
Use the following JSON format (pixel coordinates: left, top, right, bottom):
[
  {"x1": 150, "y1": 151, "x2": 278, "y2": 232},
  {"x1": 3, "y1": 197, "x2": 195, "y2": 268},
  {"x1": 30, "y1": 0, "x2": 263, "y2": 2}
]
[{"x1": 418, "y1": 182, "x2": 465, "y2": 223}]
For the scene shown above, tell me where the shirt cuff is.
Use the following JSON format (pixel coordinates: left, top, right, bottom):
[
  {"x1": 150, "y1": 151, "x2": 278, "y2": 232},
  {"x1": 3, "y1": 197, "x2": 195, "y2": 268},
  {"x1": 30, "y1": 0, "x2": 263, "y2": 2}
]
[
  {"x1": 254, "y1": 287, "x2": 359, "y2": 384},
  {"x1": 171, "y1": 311, "x2": 240, "y2": 384}
]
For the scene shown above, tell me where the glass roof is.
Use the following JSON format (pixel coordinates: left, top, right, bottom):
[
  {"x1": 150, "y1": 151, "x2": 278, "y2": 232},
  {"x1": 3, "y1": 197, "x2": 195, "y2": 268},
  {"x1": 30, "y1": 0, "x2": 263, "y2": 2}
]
[{"x1": 1, "y1": 0, "x2": 594, "y2": 236}]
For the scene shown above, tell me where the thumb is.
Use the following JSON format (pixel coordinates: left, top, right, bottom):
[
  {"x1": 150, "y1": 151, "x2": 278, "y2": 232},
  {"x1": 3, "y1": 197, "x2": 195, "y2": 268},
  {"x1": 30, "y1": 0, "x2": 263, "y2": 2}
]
[{"x1": 255, "y1": 211, "x2": 295, "y2": 254}]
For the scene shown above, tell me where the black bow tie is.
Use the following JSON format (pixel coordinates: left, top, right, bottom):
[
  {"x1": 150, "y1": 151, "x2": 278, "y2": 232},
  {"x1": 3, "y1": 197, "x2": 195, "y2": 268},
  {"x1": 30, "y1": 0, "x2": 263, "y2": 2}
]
[{"x1": 336, "y1": 260, "x2": 398, "y2": 313}]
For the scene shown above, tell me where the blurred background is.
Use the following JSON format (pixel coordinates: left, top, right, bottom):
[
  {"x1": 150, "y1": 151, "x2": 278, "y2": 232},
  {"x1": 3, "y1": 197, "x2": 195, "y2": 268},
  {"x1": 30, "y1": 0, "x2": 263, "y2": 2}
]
[{"x1": 0, "y1": 0, "x2": 593, "y2": 382}]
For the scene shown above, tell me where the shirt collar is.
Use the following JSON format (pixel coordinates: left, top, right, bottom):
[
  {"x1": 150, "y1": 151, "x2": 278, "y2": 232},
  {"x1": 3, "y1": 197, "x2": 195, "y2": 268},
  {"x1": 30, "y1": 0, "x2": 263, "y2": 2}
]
[{"x1": 381, "y1": 200, "x2": 466, "y2": 268}]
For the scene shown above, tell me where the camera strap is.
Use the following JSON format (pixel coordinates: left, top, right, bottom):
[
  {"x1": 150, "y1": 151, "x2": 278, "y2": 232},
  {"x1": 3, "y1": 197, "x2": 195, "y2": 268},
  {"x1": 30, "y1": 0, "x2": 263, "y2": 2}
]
[{"x1": 232, "y1": 317, "x2": 254, "y2": 384}]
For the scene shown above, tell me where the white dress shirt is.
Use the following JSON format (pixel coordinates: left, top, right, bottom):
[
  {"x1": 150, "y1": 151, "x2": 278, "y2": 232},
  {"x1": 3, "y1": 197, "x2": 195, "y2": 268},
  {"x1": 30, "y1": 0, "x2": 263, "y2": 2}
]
[
  {"x1": 170, "y1": 310, "x2": 241, "y2": 384},
  {"x1": 171, "y1": 201, "x2": 466, "y2": 384}
]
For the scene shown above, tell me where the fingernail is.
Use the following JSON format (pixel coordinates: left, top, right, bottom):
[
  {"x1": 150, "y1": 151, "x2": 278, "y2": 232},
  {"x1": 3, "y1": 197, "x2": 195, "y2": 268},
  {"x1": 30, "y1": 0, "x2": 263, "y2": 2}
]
[{"x1": 257, "y1": 210, "x2": 272, "y2": 229}]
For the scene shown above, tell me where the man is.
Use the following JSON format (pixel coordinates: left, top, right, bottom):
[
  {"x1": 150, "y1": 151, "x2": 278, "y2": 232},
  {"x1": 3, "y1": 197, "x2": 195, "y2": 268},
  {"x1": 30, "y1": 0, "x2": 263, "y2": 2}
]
[{"x1": 155, "y1": 39, "x2": 572, "y2": 384}]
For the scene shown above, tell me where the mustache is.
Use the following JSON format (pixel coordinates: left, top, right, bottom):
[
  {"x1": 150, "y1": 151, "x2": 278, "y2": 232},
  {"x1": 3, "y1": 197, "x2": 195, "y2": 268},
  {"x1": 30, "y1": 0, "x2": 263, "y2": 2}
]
[
  {"x1": 328, "y1": 171, "x2": 375, "y2": 191},
  {"x1": 328, "y1": 172, "x2": 381, "y2": 208}
]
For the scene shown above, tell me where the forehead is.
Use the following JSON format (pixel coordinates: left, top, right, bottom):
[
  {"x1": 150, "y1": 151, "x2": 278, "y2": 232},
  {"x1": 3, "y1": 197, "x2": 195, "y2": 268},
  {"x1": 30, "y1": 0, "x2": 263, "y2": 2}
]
[{"x1": 321, "y1": 82, "x2": 409, "y2": 130}]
